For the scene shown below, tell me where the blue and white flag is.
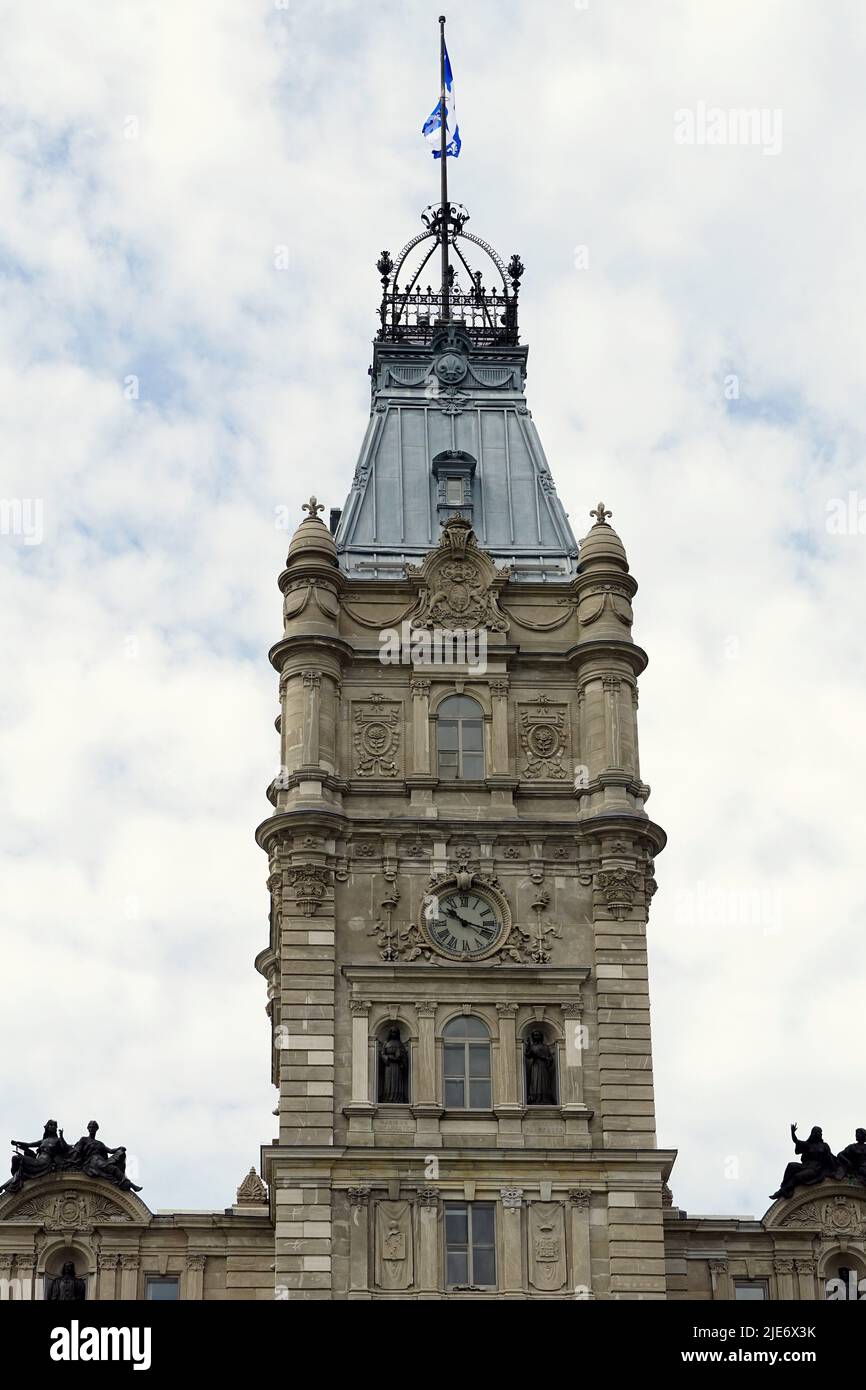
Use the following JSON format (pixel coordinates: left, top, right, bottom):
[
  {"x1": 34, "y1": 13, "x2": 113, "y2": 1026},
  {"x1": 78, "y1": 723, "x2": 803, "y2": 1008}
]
[{"x1": 421, "y1": 43, "x2": 461, "y2": 158}]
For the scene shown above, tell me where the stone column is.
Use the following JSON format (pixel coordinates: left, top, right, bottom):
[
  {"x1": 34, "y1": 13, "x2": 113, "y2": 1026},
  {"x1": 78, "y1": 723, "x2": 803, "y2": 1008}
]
[
  {"x1": 499, "y1": 1188, "x2": 524, "y2": 1297},
  {"x1": 417, "y1": 1187, "x2": 441, "y2": 1298},
  {"x1": 184, "y1": 1253, "x2": 206, "y2": 1301},
  {"x1": 773, "y1": 1257, "x2": 794, "y2": 1299},
  {"x1": 569, "y1": 1189, "x2": 594, "y2": 1298},
  {"x1": 411, "y1": 1003, "x2": 442, "y2": 1148},
  {"x1": 302, "y1": 669, "x2": 322, "y2": 767},
  {"x1": 0, "y1": 1253, "x2": 13, "y2": 1301},
  {"x1": 119, "y1": 1253, "x2": 140, "y2": 1300},
  {"x1": 348, "y1": 1187, "x2": 371, "y2": 1299},
  {"x1": 489, "y1": 679, "x2": 510, "y2": 774},
  {"x1": 410, "y1": 680, "x2": 431, "y2": 774}
]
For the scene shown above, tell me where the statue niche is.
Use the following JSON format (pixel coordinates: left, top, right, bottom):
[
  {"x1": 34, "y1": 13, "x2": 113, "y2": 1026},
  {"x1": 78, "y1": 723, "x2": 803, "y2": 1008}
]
[
  {"x1": 524, "y1": 1028, "x2": 558, "y2": 1106},
  {"x1": 377, "y1": 1026, "x2": 409, "y2": 1104}
]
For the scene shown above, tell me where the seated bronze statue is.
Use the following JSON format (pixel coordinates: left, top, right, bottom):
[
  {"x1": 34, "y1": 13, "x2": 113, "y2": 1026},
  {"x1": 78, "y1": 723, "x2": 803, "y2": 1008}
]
[
  {"x1": 770, "y1": 1122, "x2": 836, "y2": 1200},
  {"x1": 0, "y1": 1120, "x2": 70, "y2": 1195},
  {"x1": 836, "y1": 1128, "x2": 866, "y2": 1184}
]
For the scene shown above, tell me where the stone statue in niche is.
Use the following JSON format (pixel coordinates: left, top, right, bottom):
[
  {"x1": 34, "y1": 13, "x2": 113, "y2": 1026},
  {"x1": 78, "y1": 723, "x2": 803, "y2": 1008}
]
[
  {"x1": 770, "y1": 1123, "x2": 836, "y2": 1200},
  {"x1": 524, "y1": 1030, "x2": 557, "y2": 1106},
  {"x1": 48, "y1": 1261, "x2": 86, "y2": 1301},
  {"x1": 378, "y1": 1027, "x2": 409, "y2": 1104}
]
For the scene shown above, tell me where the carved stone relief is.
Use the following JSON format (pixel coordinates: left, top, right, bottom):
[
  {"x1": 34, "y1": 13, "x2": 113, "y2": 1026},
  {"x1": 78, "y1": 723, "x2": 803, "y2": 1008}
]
[
  {"x1": 352, "y1": 698, "x2": 401, "y2": 778},
  {"x1": 374, "y1": 1200, "x2": 414, "y2": 1290},
  {"x1": 518, "y1": 698, "x2": 570, "y2": 780},
  {"x1": 528, "y1": 1202, "x2": 567, "y2": 1291}
]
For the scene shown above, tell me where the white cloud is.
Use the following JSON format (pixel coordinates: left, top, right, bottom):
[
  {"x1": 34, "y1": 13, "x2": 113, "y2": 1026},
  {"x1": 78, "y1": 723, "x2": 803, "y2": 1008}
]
[{"x1": 0, "y1": 0, "x2": 865, "y2": 1218}]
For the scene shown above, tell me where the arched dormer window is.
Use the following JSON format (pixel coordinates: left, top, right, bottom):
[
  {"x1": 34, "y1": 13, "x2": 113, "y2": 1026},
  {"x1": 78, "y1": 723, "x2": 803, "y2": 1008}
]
[
  {"x1": 443, "y1": 1015, "x2": 491, "y2": 1109},
  {"x1": 436, "y1": 695, "x2": 485, "y2": 782}
]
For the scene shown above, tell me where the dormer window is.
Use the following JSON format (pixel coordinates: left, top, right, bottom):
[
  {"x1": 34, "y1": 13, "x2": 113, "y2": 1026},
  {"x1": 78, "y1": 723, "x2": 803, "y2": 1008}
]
[{"x1": 445, "y1": 478, "x2": 463, "y2": 506}]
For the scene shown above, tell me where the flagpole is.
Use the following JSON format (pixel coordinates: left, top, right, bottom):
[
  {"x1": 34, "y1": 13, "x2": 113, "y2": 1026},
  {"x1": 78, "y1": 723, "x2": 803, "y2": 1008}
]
[{"x1": 438, "y1": 14, "x2": 450, "y2": 322}]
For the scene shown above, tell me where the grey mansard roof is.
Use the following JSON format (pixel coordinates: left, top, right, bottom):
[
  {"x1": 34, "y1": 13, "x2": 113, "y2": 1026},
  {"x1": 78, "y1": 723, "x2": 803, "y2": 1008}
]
[{"x1": 334, "y1": 331, "x2": 579, "y2": 582}]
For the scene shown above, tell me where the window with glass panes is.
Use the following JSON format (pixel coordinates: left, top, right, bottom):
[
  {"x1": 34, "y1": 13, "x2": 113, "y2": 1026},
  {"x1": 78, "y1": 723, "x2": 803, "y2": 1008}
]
[
  {"x1": 445, "y1": 1202, "x2": 496, "y2": 1288},
  {"x1": 443, "y1": 1015, "x2": 491, "y2": 1109},
  {"x1": 734, "y1": 1279, "x2": 768, "y2": 1300},
  {"x1": 436, "y1": 695, "x2": 485, "y2": 781},
  {"x1": 145, "y1": 1277, "x2": 179, "y2": 1300}
]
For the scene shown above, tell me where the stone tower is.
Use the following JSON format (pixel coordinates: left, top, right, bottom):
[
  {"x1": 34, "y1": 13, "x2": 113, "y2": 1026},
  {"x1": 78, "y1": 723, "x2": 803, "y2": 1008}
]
[{"x1": 255, "y1": 204, "x2": 668, "y2": 1300}]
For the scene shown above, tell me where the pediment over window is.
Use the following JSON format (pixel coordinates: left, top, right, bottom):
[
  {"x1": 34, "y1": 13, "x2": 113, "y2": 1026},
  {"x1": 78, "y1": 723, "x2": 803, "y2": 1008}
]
[{"x1": 0, "y1": 1173, "x2": 152, "y2": 1228}]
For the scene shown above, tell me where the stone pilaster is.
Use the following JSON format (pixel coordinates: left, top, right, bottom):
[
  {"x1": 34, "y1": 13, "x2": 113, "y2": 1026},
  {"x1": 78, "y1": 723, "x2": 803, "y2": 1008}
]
[
  {"x1": 774, "y1": 1257, "x2": 794, "y2": 1299},
  {"x1": 347, "y1": 1186, "x2": 371, "y2": 1299},
  {"x1": 416, "y1": 1187, "x2": 440, "y2": 1298},
  {"x1": 184, "y1": 1252, "x2": 206, "y2": 1300},
  {"x1": 569, "y1": 1189, "x2": 594, "y2": 1297},
  {"x1": 95, "y1": 1251, "x2": 118, "y2": 1299},
  {"x1": 499, "y1": 1187, "x2": 524, "y2": 1297},
  {"x1": 489, "y1": 679, "x2": 510, "y2": 774},
  {"x1": 410, "y1": 679, "x2": 431, "y2": 775},
  {"x1": 119, "y1": 1253, "x2": 139, "y2": 1300},
  {"x1": 301, "y1": 669, "x2": 322, "y2": 767},
  {"x1": 709, "y1": 1257, "x2": 731, "y2": 1300},
  {"x1": 16, "y1": 1254, "x2": 36, "y2": 1302},
  {"x1": 795, "y1": 1258, "x2": 817, "y2": 1300}
]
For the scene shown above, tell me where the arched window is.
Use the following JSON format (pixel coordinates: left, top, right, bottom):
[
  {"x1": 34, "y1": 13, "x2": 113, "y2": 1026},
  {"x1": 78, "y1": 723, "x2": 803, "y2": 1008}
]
[
  {"x1": 523, "y1": 1025, "x2": 559, "y2": 1106},
  {"x1": 436, "y1": 695, "x2": 485, "y2": 781},
  {"x1": 443, "y1": 1015, "x2": 491, "y2": 1109}
]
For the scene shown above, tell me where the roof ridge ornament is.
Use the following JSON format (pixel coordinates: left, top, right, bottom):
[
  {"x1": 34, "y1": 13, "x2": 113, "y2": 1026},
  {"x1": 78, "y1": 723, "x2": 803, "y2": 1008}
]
[{"x1": 376, "y1": 204, "x2": 524, "y2": 347}]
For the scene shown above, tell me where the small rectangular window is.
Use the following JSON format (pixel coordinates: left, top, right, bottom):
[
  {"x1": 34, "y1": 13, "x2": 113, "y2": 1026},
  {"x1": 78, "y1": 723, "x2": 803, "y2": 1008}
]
[
  {"x1": 146, "y1": 1277, "x2": 180, "y2": 1301},
  {"x1": 444, "y1": 1202, "x2": 496, "y2": 1289},
  {"x1": 734, "y1": 1280, "x2": 768, "y2": 1300},
  {"x1": 445, "y1": 478, "x2": 463, "y2": 505}
]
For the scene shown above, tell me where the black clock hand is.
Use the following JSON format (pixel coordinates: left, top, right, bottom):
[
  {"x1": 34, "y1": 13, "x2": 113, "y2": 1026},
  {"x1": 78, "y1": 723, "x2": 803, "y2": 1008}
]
[{"x1": 444, "y1": 907, "x2": 476, "y2": 931}]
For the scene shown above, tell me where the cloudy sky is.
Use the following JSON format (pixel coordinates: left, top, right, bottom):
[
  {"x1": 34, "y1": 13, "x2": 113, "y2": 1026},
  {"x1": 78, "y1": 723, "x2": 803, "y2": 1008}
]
[{"x1": 1, "y1": 0, "x2": 865, "y2": 1217}]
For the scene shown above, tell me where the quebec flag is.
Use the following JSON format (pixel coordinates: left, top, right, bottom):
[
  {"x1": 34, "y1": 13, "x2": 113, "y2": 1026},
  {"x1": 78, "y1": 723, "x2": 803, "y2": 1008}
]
[{"x1": 421, "y1": 43, "x2": 461, "y2": 158}]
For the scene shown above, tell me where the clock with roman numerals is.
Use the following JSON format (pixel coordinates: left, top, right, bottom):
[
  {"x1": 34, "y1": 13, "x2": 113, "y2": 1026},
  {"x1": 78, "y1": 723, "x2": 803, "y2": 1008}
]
[{"x1": 422, "y1": 881, "x2": 510, "y2": 961}]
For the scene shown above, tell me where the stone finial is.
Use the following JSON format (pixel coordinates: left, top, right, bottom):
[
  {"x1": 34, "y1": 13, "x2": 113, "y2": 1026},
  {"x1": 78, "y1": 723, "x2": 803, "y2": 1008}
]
[
  {"x1": 236, "y1": 1167, "x2": 268, "y2": 1205},
  {"x1": 302, "y1": 496, "x2": 325, "y2": 519},
  {"x1": 590, "y1": 502, "x2": 612, "y2": 526}
]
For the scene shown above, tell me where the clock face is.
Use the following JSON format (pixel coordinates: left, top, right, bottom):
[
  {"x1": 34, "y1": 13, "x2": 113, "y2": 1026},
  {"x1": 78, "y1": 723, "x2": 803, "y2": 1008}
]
[{"x1": 426, "y1": 889, "x2": 505, "y2": 959}]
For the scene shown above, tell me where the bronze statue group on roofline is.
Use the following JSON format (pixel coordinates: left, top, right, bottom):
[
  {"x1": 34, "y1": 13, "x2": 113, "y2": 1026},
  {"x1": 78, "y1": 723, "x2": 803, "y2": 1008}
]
[
  {"x1": 0, "y1": 1119, "x2": 142, "y2": 1195},
  {"x1": 771, "y1": 1123, "x2": 866, "y2": 1201}
]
